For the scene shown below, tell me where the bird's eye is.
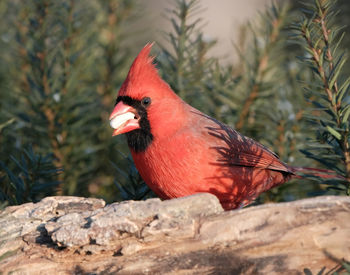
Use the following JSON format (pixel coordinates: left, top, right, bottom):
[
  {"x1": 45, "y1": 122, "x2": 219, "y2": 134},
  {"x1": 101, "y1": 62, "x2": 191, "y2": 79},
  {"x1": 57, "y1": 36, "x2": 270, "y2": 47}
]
[{"x1": 141, "y1": 97, "x2": 151, "y2": 107}]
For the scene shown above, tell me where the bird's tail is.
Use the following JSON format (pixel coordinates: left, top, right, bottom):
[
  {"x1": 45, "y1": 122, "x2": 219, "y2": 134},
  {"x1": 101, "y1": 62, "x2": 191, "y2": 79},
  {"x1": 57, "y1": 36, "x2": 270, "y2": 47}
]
[{"x1": 290, "y1": 166, "x2": 345, "y2": 180}]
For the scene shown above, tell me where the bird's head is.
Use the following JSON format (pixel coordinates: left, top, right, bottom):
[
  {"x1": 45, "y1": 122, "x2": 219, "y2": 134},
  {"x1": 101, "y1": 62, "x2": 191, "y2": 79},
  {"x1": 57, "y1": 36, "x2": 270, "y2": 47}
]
[{"x1": 109, "y1": 43, "x2": 184, "y2": 152}]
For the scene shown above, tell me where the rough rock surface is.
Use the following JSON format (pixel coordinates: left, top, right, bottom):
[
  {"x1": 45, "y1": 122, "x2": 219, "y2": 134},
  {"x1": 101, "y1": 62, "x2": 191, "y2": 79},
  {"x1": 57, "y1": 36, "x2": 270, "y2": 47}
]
[{"x1": 0, "y1": 194, "x2": 349, "y2": 274}]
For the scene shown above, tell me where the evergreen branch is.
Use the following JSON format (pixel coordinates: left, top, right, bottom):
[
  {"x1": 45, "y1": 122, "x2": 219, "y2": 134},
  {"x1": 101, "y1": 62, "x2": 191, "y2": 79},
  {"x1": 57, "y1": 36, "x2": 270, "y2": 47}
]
[
  {"x1": 274, "y1": 118, "x2": 286, "y2": 158},
  {"x1": 98, "y1": 0, "x2": 122, "y2": 106},
  {"x1": 157, "y1": 0, "x2": 216, "y2": 115},
  {"x1": 296, "y1": 0, "x2": 350, "y2": 194},
  {"x1": 35, "y1": 2, "x2": 64, "y2": 182},
  {"x1": 1, "y1": 0, "x2": 143, "y2": 202},
  {"x1": 0, "y1": 118, "x2": 15, "y2": 133},
  {"x1": 235, "y1": 84, "x2": 258, "y2": 131},
  {"x1": 62, "y1": 0, "x2": 74, "y2": 96},
  {"x1": 0, "y1": 146, "x2": 61, "y2": 205},
  {"x1": 235, "y1": 3, "x2": 287, "y2": 131}
]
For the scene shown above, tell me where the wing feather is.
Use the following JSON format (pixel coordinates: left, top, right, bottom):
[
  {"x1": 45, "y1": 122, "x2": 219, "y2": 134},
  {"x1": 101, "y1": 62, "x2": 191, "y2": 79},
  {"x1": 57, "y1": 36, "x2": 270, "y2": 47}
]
[{"x1": 193, "y1": 112, "x2": 292, "y2": 174}]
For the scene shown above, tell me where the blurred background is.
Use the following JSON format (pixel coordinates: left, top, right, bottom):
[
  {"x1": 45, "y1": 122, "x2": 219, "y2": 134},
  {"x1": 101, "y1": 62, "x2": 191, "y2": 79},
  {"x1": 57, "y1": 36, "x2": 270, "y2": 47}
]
[
  {"x1": 0, "y1": 0, "x2": 349, "y2": 207},
  {"x1": 145, "y1": 0, "x2": 272, "y2": 63}
]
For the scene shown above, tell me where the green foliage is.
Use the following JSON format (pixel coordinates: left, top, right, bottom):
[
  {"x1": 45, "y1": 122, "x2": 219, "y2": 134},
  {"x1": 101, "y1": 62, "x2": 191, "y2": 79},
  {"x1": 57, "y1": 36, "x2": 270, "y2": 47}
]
[
  {"x1": 292, "y1": 0, "x2": 350, "y2": 194},
  {"x1": 0, "y1": 0, "x2": 143, "y2": 204},
  {"x1": 0, "y1": 146, "x2": 61, "y2": 206},
  {"x1": 0, "y1": 0, "x2": 349, "y2": 206},
  {"x1": 303, "y1": 258, "x2": 350, "y2": 274},
  {"x1": 111, "y1": 151, "x2": 153, "y2": 201},
  {"x1": 157, "y1": 0, "x2": 217, "y2": 113}
]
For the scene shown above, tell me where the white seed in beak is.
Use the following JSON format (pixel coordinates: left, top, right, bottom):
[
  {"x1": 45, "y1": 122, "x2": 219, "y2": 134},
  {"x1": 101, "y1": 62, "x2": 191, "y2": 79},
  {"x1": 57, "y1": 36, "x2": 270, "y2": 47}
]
[{"x1": 110, "y1": 112, "x2": 136, "y2": 129}]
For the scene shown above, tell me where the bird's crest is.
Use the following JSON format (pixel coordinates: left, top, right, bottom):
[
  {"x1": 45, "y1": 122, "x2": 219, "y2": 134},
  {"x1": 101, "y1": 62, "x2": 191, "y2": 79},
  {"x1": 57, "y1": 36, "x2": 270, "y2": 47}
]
[
  {"x1": 128, "y1": 42, "x2": 156, "y2": 78},
  {"x1": 118, "y1": 43, "x2": 163, "y2": 97}
]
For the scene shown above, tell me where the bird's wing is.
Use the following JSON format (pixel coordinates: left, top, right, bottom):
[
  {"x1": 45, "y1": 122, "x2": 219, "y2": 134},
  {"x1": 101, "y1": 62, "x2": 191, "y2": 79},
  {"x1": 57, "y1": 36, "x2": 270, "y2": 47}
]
[{"x1": 193, "y1": 112, "x2": 291, "y2": 173}]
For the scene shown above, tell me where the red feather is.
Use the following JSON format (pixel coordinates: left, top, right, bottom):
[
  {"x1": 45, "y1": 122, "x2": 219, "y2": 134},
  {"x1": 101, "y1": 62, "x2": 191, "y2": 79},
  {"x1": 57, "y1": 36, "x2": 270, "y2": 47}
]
[{"x1": 110, "y1": 44, "x2": 341, "y2": 210}]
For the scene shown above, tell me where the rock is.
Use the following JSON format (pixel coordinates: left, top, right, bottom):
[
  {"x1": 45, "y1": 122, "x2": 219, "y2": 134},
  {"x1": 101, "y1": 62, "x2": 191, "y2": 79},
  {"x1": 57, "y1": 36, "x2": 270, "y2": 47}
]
[{"x1": 0, "y1": 194, "x2": 349, "y2": 274}]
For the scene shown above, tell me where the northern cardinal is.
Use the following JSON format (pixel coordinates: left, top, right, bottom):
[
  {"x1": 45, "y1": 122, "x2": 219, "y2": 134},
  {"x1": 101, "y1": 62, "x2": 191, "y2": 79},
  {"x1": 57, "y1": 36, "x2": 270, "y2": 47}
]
[{"x1": 109, "y1": 44, "x2": 336, "y2": 210}]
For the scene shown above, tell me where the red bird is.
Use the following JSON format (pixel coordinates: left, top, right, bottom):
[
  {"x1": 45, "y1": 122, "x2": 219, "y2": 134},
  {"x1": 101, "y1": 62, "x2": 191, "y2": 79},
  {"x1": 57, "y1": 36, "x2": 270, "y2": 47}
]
[{"x1": 109, "y1": 44, "x2": 332, "y2": 210}]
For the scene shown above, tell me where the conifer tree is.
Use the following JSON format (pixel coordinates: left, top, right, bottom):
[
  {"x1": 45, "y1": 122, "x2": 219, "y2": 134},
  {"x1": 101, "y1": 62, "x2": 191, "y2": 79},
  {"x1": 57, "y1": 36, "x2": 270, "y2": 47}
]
[
  {"x1": 0, "y1": 0, "x2": 142, "y2": 204},
  {"x1": 293, "y1": 0, "x2": 350, "y2": 194},
  {"x1": 1, "y1": 0, "x2": 349, "y2": 206}
]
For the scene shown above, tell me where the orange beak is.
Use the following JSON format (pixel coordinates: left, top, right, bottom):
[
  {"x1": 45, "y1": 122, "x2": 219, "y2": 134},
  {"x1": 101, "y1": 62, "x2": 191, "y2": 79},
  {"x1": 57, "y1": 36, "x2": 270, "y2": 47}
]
[{"x1": 109, "y1": 101, "x2": 140, "y2": 136}]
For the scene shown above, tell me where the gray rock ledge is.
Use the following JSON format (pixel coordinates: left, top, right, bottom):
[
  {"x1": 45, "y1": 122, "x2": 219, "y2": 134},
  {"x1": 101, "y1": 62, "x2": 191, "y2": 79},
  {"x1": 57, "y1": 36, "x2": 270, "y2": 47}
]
[{"x1": 0, "y1": 194, "x2": 349, "y2": 274}]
